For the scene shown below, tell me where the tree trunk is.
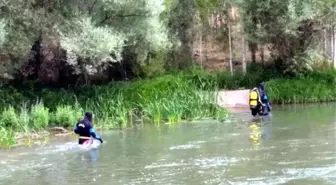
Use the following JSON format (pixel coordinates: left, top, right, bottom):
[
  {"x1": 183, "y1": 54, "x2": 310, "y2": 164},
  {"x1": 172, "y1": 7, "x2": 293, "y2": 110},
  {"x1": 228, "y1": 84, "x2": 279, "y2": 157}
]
[
  {"x1": 211, "y1": 11, "x2": 214, "y2": 49},
  {"x1": 199, "y1": 25, "x2": 203, "y2": 66},
  {"x1": 79, "y1": 58, "x2": 89, "y2": 85},
  {"x1": 205, "y1": 28, "x2": 208, "y2": 63},
  {"x1": 242, "y1": 36, "x2": 246, "y2": 75},
  {"x1": 323, "y1": 28, "x2": 327, "y2": 54},
  {"x1": 260, "y1": 45, "x2": 264, "y2": 63},
  {"x1": 333, "y1": 26, "x2": 336, "y2": 68},
  {"x1": 228, "y1": 17, "x2": 233, "y2": 76},
  {"x1": 248, "y1": 42, "x2": 257, "y2": 63}
]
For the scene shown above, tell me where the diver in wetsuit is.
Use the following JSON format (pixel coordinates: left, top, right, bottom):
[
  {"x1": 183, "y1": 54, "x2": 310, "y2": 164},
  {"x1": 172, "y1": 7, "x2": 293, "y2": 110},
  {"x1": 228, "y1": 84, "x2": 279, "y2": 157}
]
[
  {"x1": 249, "y1": 82, "x2": 272, "y2": 116},
  {"x1": 74, "y1": 112, "x2": 103, "y2": 145}
]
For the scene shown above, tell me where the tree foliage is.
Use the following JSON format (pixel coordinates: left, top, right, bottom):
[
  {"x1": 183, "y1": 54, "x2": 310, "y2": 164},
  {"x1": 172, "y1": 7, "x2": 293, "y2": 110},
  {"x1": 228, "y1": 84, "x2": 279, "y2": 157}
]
[
  {"x1": 0, "y1": 0, "x2": 171, "y2": 83},
  {"x1": 239, "y1": 0, "x2": 336, "y2": 74},
  {"x1": 0, "y1": 0, "x2": 335, "y2": 84}
]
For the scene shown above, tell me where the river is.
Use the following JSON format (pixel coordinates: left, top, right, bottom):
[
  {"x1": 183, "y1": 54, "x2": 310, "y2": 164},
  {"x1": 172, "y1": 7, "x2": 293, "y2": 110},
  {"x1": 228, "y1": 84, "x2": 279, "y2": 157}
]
[{"x1": 0, "y1": 103, "x2": 335, "y2": 185}]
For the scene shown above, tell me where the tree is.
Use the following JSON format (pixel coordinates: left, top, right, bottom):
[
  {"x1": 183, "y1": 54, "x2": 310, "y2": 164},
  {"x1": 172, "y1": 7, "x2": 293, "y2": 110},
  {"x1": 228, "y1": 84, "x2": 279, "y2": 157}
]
[
  {"x1": 0, "y1": 0, "x2": 171, "y2": 84},
  {"x1": 239, "y1": 0, "x2": 336, "y2": 73}
]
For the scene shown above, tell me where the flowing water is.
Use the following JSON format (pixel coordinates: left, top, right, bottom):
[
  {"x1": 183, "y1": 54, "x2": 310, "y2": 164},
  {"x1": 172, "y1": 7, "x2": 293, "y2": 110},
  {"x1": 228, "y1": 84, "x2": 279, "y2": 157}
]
[{"x1": 0, "y1": 103, "x2": 335, "y2": 185}]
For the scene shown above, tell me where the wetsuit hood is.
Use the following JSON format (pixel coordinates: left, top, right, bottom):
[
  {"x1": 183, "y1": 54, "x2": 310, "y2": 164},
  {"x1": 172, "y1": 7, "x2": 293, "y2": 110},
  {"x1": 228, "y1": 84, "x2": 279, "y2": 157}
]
[
  {"x1": 85, "y1": 112, "x2": 93, "y2": 122},
  {"x1": 258, "y1": 82, "x2": 265, "y2": 91}
]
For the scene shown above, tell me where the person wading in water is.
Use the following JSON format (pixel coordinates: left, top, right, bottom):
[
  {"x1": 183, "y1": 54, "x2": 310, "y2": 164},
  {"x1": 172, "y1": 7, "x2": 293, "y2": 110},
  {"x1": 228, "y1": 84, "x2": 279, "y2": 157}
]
[
  {"x1": 249, "y1": 82, "x2": 272, "y2": 117},
  {"x1": 74, "y1": 112, "x2": 103, "y2": 145}
]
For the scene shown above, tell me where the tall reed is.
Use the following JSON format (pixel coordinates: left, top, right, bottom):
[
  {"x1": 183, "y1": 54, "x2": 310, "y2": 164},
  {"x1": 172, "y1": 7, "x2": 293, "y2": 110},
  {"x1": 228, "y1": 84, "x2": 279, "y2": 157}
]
[{"x1": 0, "y1": 73, "x2": 228, "y2": 147}]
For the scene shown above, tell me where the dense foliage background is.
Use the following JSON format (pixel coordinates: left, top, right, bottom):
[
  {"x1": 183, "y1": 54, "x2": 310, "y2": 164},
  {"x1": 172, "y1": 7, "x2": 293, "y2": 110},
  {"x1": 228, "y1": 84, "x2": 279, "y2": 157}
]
[{"x1": 0, "y1": 0, "x2": 335, "y2": 86}]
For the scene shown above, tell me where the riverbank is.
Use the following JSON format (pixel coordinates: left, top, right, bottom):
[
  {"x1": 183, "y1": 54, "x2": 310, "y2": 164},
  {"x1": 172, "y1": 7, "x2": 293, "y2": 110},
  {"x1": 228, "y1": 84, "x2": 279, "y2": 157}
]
[
  {"x1": 0, "y1": 66, "x2": 335, "y2": 148},
  {"x1": 193, "y1": 65, "x2": 336, "y2": 103},
  {"x1": 0, "y1": 74, "x2": 227, "y2": 148}
]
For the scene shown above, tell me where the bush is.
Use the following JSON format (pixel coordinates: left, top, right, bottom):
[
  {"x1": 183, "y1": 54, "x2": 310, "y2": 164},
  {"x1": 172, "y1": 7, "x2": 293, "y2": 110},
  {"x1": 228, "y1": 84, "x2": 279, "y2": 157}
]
[
  {"x1": 0, "y1": 106, "x2": 19, "y2": 129},
  {"x1": 30, "y1": 101, "x2": 49, "y2": 130},
  {"x1": 0, "y1": 127, "x2": 15, "y2": 148},
  {"x1": 52, "y1": 104, "x2": 83, "y2": 128},
  {"x1": 18, "y1": 104, "x2": 31, "y2": 132}
]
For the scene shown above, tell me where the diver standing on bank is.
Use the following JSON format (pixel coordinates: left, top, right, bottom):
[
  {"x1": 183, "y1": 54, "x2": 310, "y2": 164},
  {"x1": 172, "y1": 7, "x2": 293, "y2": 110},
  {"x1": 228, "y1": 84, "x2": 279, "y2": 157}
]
[{"x1": 249, "y1": 82, "x2": 272, "y2": 117}]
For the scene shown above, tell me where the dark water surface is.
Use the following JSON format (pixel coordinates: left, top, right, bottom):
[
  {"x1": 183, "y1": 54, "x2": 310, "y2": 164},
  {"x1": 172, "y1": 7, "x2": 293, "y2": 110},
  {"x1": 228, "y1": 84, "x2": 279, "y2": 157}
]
[{"x1": 0, "y1": 103, "x2": 335, "y2": 185}]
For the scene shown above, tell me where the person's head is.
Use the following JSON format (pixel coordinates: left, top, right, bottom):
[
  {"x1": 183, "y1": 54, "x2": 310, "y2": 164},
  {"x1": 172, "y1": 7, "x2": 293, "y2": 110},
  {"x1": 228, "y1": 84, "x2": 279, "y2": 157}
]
[
  {"x1": 258, "y1": 82, "x2": 265, "y2": 90},
  {"x1": 84, "y1": 112, "x2": 94, "y2": 122}
]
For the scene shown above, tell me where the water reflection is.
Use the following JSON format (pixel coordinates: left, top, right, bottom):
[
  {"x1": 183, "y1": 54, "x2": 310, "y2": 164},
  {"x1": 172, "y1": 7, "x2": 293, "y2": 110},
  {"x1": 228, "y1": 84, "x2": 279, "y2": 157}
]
[
  {"x1": 248, "y1": 116, "x2": 272, "y2": 149},
  {"x1": 79, "y1": 147, "x2": 101, "y2": 163}
]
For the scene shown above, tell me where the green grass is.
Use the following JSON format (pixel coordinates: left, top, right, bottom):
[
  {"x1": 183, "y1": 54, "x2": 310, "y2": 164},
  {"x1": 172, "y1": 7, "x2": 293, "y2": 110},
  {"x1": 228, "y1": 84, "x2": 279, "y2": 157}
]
[
  {"x1": 0, "y1": 127, "x2": 16, "y2": 149},
  {"x1": 267, "y1": 70, "x2": 336, "y2": 104},
  {"x1": 51, "y1": 103, "x2": 83, "y2": 128},
  {"x1": 0, "y1": 64, "x2": 335, "y2": 148},
  {"x1": 184, "y1": 64, "x2": 336, "y2": 104},
  {"x1": 0, "y1": 73, "x2": 228, "y2": 148},
  {"x1": 30, "y1": 100, "x2": 49, "y2": 130}
]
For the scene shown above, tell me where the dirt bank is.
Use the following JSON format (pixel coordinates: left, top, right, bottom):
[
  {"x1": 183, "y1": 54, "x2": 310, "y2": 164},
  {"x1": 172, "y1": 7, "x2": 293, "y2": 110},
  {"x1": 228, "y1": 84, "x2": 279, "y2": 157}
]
[
  {"x1": 217, "y1": 89, "x2": 250, "y2": 113},
  {"x1": 11, "y1": 127, "x2": 72, "y2": 148}
]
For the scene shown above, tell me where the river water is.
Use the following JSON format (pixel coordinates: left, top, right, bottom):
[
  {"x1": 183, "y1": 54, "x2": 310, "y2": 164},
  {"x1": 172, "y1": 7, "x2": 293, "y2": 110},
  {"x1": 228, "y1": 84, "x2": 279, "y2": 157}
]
[{"x1": 0, "y1": 103, "x2": 335, "y2": 185}]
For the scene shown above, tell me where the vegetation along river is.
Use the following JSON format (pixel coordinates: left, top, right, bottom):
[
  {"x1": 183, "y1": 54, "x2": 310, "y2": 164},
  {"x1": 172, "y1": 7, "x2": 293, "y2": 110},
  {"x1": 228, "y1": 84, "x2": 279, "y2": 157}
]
[{"x1": 0, "y1": 103, "x2": 335, "y2": 185}]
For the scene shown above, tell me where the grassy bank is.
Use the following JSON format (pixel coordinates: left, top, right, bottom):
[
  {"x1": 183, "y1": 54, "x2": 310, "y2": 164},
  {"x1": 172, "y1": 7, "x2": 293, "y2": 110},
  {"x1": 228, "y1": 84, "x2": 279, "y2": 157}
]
[
  {"x1": 258, "y1": 69, "x2": 335, "y2": 103},
  {"x1": 188, "y1": 65, "x2": 336, "y2": 104},
  {"x1": 0, "y1": 74, "x2": 227, "y2": 148},
  {"x1": 0, "y1": 64, "x2": 335, "y2": 148}
]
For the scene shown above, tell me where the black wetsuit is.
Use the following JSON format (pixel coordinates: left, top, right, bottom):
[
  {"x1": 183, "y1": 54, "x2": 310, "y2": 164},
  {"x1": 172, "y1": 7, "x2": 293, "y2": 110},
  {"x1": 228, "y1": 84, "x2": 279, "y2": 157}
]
[{"x1": 74, "y1": 112, "x2": 103, "y2": 144}]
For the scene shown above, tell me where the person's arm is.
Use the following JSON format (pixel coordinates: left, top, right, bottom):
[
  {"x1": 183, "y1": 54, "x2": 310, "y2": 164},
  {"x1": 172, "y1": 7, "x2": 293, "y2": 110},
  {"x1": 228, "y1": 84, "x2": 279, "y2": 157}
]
[
  {"x1": 74, "y1": 124, "x2": 79, "y2": 134},
  {"x1": 263, "y1": 95, "x2": 269, "y2": 103},
  {"x1": 89, "y1": 127, "x2": 103, "y2": 143},
  {"x1": 263, "y1": 93, "x2": 272, "y2": 111}
]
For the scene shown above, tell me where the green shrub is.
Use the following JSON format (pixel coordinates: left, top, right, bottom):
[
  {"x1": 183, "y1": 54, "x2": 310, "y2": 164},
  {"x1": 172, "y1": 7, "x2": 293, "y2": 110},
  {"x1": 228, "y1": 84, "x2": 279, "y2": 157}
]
[
  {"x1": 0, "y1": 127, "x2": 16, "y2": 148},
  {"x1": 52, "y1": 104, "x2": 83, "y2": 128},
  {"x1": 18, "y1": 104, "x2": 31, "y2": 132},
  {"x1": 0, "y1": 106, "x2": 19, "y2": 129},
  {"x1": 30, "y1": 101, "x2": 49, "y2": 130}
]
